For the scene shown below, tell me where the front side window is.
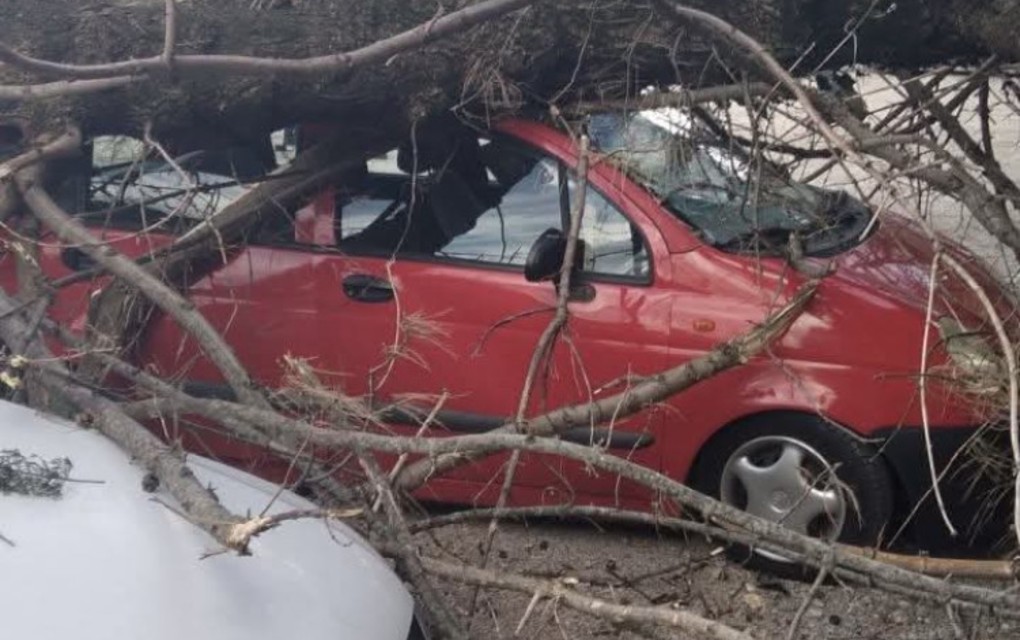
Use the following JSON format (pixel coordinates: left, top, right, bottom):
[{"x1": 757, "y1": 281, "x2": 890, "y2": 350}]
[
  {"x1": 573, "y1": 180, "x2": 650, "y2": 279},
  {"x1": 438, "y1": 156, "x2": 561, "y2": 265},
  {"x1": 336, "y1": 133, "x2": 649, "y2": 280}
]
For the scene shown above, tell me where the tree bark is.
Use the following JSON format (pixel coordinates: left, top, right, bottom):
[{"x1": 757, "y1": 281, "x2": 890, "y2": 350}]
[{"x1": 0, "y1": 0, "x2": 1016, "y2": 139}]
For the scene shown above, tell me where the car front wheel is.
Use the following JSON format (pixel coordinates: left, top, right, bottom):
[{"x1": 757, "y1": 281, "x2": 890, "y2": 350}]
[{"x1": 693, "y1": 413, "x2": 894, "y2": 577}]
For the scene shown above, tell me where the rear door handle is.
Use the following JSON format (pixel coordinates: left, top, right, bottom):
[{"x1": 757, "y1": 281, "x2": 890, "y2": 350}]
[{"x1": 342, "y1": 273, "x2": 393, "y2": 303}]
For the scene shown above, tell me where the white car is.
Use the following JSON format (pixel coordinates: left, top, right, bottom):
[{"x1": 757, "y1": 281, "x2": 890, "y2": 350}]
[{"x1": 0, "y1": 400, "x2": 422, "y2": 640}]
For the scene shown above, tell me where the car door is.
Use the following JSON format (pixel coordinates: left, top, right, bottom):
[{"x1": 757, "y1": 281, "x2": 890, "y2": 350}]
[
  {"x1": 313, "y1": 130, "x2": 670, "y2": 505},
  {"x1": 310, "y1": 144, "x2": 570, "y2": 499}
]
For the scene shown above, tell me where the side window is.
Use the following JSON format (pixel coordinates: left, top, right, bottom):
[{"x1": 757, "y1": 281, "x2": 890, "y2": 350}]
[
  {"x1": 334, "y1": 131, "x2": 649, "y2": 281},
  {"x1": 336, "y1": 150, "x2": 417, "y2": 240},
  {"x1": 336, "y1": 138, "x2": 563, "y2": 265},
  {"x1": 573, "y1": 183, "x2": 651, "y2": 280},
  {"x1": 438, "y1": 157, "x2": 561, "y2": 265},
  {"x1": 81, "y1": 135, "x2": 260, "y2": 232}
]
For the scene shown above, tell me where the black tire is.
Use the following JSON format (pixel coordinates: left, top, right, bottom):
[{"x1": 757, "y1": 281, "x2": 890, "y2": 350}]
[{"x1": 691, "y1": 413, "x2": 893, "y2": 579}]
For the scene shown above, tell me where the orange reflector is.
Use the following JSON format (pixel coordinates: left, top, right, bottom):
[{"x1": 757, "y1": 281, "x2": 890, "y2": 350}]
[{"x1": 693, "y1": 319, "x2": 716, "y2": 332}]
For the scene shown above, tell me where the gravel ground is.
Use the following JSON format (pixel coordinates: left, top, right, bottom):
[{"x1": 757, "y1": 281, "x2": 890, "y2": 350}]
[{"x1": 421, "y1": 518, "x2": 1016, "y2": 639}]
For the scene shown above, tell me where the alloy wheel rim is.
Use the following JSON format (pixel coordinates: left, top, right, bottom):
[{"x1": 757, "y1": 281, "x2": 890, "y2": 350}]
[{"x1": 719, "y1": 435, "x2": 847, "y2": 562}]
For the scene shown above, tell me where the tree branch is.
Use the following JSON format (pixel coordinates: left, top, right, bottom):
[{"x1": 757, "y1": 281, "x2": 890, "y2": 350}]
[
  {"x1": 0, "y1": 0, "x2": 535, "y2": 81},
  {"x1": 360, "y1": 452, "x2": 467, "y2": 640},
  {"x1": 163, "y1": 0, "x2": 177, "y2": 70},
  {"x1": 0, "y1": 289, "x2": 246, "y2": 552},
  {"x1": 0, "y1": 126, "x2": 81, "y2": 182},
  {"x1": 0, "y1": 76, "x2": 137, "y2": 101}
]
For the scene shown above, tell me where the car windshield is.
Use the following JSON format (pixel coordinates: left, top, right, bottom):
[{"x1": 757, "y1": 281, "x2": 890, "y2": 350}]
[{"x1": 588, "y1": 111, "x2": 870, "y2": 255}]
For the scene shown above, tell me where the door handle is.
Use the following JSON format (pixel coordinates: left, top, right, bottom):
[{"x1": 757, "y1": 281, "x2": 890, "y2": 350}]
[
  {"x1": 342, "y1": 273, "x2": 394, "y2": 303},
  {"x1": 60, "y1": 247, "x2": 97, "y2": 272}
]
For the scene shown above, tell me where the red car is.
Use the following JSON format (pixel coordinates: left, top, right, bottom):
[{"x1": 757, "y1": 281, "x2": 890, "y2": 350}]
[{"x1": 1, "y1": 112, "x2": 1012, "y2": 557}]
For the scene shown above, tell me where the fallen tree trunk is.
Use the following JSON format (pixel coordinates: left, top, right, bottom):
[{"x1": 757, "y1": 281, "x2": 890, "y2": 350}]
[{"x1": 1, "y1": 0, "x2": 1018, "y2": 138}]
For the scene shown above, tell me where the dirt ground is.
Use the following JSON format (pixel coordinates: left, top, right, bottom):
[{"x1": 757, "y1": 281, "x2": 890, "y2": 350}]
[{"x1": 422, "y1": 518, "x2": 1016, "y2": 639}]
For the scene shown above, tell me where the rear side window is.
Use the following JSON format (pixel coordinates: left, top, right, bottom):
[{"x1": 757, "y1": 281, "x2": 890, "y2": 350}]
[{"x1": 76, "y1": 135, "x2": 268, "y2": 233}]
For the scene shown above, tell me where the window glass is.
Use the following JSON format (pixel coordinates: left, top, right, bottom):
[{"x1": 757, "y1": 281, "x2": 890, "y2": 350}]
[
  {"x1": 335, "y1": 132, "x2": 649, "y2": 281},
  {"x1": 573, "y1": 182, "x2": 650, "y2": 279},
  {"x1": 271, "y1": 128, "x2": 298, "y2": 166},
  {"x1": 588, "y1": 111, "x2": 871, "y2": 258},
  {"x1": 337, "y1": 138, "x2": 563, "y2": 264},
  {"x1": 366, "y1": 150, "x2": 408, "y2": 177},
  {"x1": 92, "y1": 135, "x2": 145, "y2": 170},
  {"x1": 438, "y1": 157, "x2": 561, "y2": 265},
  {"x1": 81, "y1": 136, "x2": 262, "y2": 232}
]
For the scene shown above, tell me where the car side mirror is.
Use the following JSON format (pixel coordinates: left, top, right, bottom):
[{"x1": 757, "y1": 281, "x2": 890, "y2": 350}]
[{"x1": 524, "y1": 228, "x2": 586, "y2": 283}]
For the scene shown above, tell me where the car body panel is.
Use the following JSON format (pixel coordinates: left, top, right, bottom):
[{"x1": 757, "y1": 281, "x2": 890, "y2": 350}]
[
  {"x1": 0, "y1": 117, "x2": 1010, "y2": 519},
  {"x1": 0, "y1": 400, "x2": 414, "y2": 640}
]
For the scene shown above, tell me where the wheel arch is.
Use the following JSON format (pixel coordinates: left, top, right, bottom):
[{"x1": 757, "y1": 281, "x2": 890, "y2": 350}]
[{"x1": 686, "y1": 409, "x2": 891, "y2": 487}]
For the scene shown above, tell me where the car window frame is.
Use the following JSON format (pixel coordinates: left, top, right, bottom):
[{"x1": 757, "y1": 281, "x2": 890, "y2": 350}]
[{"x1": 329, "y1": 134, "x2": 655, "y2": 286}]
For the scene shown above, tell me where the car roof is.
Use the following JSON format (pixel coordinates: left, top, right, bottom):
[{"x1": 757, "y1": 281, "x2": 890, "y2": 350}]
[{"x1": 0, "y1": 400, "x2": 412, "y2": 640}]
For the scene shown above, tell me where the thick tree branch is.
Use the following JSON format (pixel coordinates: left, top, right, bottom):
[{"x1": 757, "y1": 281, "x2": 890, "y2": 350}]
[
  {"x1": 0, "y1": 0, "x2": 535, "y2": 81},
  {"x1": 0, "y1": 76, "x2": 137, "y2": 101},
  {"x1": 163, "y1": 0, "x2": 177, "y2": 70},
  {"x1": 0, "y1": 290, "x2": 245, "y2": 551}
]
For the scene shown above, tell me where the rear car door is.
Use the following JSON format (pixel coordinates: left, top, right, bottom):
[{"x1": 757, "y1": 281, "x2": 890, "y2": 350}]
[{"x1": 12, "y1": 134, "x2": 323, "y2": 473}]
